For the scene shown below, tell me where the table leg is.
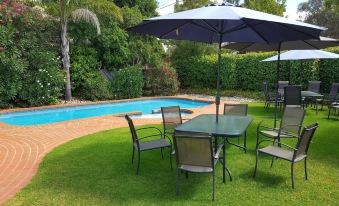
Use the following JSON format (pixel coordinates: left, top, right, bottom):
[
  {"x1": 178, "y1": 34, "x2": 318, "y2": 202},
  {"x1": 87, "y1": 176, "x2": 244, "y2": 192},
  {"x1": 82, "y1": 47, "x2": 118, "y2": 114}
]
[{"x1": 219, "y1": 137, "x2": 232, "y2": 181}]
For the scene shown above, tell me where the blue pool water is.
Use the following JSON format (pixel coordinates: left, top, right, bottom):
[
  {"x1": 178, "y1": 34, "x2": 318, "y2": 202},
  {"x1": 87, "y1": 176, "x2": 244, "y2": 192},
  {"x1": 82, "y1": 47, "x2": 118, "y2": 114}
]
[{"x1": 0, "y1": 98, "x2": 211, "y2": 126}]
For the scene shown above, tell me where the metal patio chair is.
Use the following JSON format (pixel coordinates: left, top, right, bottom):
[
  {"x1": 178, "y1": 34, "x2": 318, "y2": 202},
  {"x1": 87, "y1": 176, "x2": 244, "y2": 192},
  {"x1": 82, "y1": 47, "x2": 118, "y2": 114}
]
[
  {"x1": 161, "y1": 106, "x2": 183, "y2": 138},
  {"x1": 318, "y1": 83, "x2": 339, "y2": 113},
  {"x1": 308, "y1": 81, "x2": 321, "y2": 93},
  {"x1": 278, "y1": 81, "x2": 289, "y2": 98},
  {"x1": 263, "y1": 82, "x2": 283, "y2": 111},
  {"x1": 305, "y1": 81, "x2": 321, "y2": 107},
  {"x1": 257, "y1": 107, "x2": 305, "y2": 145},
  {"x1": 125, "y1": 115, "x2": 172, "y2": 174},
  {"x1": 223, "y1": 103, "x2": 248, "y2": 152},
  {"x1": 254, "y1": 123, "x2": 319, "y2": 189},
  {"x1": 173, "y1": 132, "x2": 225, "y2": 201},
  {"x1": 284, "y1": 86, "x2": 304, "y2": 108}
]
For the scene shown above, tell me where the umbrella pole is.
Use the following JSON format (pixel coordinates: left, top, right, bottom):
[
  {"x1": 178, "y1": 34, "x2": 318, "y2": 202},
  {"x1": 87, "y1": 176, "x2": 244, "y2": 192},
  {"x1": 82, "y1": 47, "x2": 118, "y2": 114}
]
[
  {"x1": 216, "y1": 36, "x2": 222, "y2": 123},
  {"x1": 274, "y1": 42, "x2": 282, "y2": 128}
]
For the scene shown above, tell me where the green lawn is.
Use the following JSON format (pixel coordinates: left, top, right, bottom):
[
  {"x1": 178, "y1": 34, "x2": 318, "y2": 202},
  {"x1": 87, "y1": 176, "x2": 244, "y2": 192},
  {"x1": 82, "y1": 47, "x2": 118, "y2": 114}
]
[{"x1": 5, "y1": 103, "x2": 339, "y2": 205}]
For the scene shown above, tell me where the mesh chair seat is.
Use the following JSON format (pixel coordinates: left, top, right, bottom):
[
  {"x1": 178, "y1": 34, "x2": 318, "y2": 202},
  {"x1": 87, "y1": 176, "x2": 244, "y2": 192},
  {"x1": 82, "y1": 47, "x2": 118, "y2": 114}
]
[
  {"x1": 259, "y1": 146, "x2": 306, "y2": 162},
  {"x1": 137, "y1": 139, "x2": 171, "y2": 151},
  {"x1": 179, "y1": 165, "x2": 213, "y2": 173},
  {"x1": 258, "y1": 130, "x2": 295, "y2": 138}
]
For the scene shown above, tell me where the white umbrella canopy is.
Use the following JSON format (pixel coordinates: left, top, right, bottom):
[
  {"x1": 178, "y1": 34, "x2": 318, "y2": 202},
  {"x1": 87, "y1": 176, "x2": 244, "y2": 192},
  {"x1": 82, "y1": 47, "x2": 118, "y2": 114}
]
[{"x1": 262, "y1": 50, "x2": 339, "y2": 61}]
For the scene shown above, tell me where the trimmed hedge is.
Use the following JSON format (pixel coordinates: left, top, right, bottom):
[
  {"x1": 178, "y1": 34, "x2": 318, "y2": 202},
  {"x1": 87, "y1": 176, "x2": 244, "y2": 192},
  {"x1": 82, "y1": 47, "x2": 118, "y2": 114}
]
[{"x1": 173, "y1": 47, "x2": 339, "y2": 93}]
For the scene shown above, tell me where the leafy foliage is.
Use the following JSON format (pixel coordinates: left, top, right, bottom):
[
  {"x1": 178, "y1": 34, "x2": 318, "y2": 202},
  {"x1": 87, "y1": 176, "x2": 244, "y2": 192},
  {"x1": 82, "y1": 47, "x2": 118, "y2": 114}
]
[
  {"x1": 70, "y1": 46, "x2": 112, "y2": 101},
  {"x1": 173, "y1": 47, "x2": 339, "y2": 93},
  {"x1": 111, "y1": 65, "x2": 144, "y2": 99},
  {"x1": 243, "y1": 0, "x2": 286, "y2": 16},
  {"x1": 298, "y1": 0, "x2": 339, "y2": 38},
  {"x1": 0, "y1": 1, "x2": 64, "y2": 108},
  {"x1": 143, "y1": 66, "x2": 179, "y2": 96}
]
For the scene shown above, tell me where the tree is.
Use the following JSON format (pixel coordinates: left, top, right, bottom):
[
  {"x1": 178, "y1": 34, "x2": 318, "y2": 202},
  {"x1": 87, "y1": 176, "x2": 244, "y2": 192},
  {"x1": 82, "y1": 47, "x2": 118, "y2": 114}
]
[
  {"x1": 39, "y1": 0, "x2": 101, "y2": 101},
  {"x1": 113, "y1": 0, "x2": 157, "y2": 17},
  {"x1": 298, "y1": 0, "x2": 339, "y2": 38},
  {"x1": 243, "y1": 0, "x2": 286, "y2": 16}
]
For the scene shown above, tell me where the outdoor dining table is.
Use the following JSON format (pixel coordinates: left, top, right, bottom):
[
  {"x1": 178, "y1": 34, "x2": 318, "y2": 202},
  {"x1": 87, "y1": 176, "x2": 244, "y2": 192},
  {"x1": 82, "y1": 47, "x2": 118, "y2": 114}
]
[
  {"x1": 302, "y1": 91, "x2": 324, "y2": 114},
  {"x1": 175, "y1": 114, "x2": 253, "y2": 181},
  {"x1": 301, "y1": 91, "x2": 323, "y2": 98}
]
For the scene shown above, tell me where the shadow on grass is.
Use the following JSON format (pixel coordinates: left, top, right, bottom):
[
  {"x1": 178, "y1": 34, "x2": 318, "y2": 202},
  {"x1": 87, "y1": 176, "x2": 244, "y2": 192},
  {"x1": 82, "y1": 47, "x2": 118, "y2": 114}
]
[{"x1": 35, "y1": 136, "x2": 224, "y2": 204}]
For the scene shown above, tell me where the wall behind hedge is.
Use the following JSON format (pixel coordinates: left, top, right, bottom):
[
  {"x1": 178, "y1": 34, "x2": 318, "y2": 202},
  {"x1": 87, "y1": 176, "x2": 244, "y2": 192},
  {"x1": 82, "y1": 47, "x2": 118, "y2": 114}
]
[{"x1": 173, "y1": 47, "x2": 339, "y2": 93}]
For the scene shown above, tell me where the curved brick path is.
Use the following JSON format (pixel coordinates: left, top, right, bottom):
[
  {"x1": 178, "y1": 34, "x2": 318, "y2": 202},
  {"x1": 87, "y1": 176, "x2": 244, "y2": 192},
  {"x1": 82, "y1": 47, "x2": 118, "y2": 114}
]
[{"x1": 0, "y1": 96, "x2": 232, "y2": 204}]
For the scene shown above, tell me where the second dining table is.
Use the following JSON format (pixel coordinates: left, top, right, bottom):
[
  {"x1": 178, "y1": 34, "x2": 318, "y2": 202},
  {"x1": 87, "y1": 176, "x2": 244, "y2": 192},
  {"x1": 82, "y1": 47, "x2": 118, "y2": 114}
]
[{"x1": 175, "y1": 114, "x2": 253, "y2": 181}]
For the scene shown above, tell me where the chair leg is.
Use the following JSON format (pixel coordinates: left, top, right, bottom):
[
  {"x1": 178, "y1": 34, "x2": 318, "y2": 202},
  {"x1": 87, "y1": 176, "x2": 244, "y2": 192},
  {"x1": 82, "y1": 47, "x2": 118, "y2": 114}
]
[
  {"x1": 291, "y1": 163, "x2": 295, "y2": 190},
  {"x1": 136, "y1": 151, "x2": 141, "y2": 175},
  {"x1": 131, "y1": 147, "x2": 135, "y2": 164},
  {"x1": 161, "y1": 148, "x2": 164, "y2": 159},
  {"x1": 253, "y1": 150, "x2": 259, "y2": 178},
  {"x1": 185, "y1": 171, "x2": 189, "y2": 179},
  {"x1": 176, "y1": 168, "x2": 180, "y2": 196},
  {"x1": 223, "y1": 141, "x2": 226, "y2": 183},
  {"x1": 243, "y1": 131, "x2": 247, "y2": 153},
  {"x1": 212, "y1": 171, "x2": 216, "y2": 201},
  {"x1": 169, "y1": 147, "x2": 173, "y2": 170},
  {"x1": 304, "y1": 158, "x2": 308, "y2": 180}
]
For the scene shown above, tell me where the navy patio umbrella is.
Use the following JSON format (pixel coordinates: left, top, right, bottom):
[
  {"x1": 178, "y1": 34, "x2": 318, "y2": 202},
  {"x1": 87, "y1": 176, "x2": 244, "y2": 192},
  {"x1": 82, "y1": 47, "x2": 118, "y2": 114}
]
[
  {"x1": 224, "y1": 37, "x2": 339, "y2": 125},
  {"x1": 128, "y1": 3, "x2": 326, "y2": 122}
]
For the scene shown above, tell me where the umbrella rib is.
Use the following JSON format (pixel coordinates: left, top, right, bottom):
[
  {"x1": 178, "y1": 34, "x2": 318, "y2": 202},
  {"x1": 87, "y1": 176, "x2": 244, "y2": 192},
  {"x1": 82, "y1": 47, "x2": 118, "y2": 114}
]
[
  {"x1": 239, "y1": 43, "x2": 255, "y2": 52},
  {"x1": 241, "y1": 19, "x2": 270, "y2": 44},
  {"x1": 302, "y1": 40, "x2": 320, "y2": 49},
  {"x1": 275, "y1": 22, "x2": 321, "y2": 40},
  {"x1": 192, "y1": 20, "x2": 220, "y2": 33},
  {"x1": 201, "y1": 20, "x2": 222, "y2": 33},
  {"x1": 159, "y1": 21, "x2": 191, "y2": 39},
  {"x1": 221, "y1": 23, "x2": 248, "y2": 35}
]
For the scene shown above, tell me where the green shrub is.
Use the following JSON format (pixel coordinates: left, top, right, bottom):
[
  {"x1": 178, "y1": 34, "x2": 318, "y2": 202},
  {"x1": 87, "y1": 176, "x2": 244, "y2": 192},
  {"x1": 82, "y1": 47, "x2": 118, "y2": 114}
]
[
  {"x1": 143, "y1": 66, "x2": 179, "y2": 96},
  {"x1": 71, "y1": 46, "x2": 112, "y2": 101},
  {"x1": 18, "y1": 51, "x2": 64, "y2": 106},
  {"x1": 112, "y1": 65, "x2": 143, "y2": 99}
]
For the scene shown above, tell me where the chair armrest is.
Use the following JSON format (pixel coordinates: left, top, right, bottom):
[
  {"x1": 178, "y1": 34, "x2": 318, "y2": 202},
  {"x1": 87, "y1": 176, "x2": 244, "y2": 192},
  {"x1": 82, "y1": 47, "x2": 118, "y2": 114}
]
[
  {"x1": 279, "y1": 124, "x2": 302, "y2": 138},
  {"x1": 257, "y1": 119, "x2": 279, "y2": 132},
  {"x1": 136, "y1": 126, "x2": 163, "y2": 135},
  {"x1": 137, "y1": 133, "x2": 163, "y2": 141},
  {"x1": 257, "y1": 139, "x2": 297, "y2": 151},
  {"x1": 214, "y1": 143, "x2": 224, "y2": 159}
]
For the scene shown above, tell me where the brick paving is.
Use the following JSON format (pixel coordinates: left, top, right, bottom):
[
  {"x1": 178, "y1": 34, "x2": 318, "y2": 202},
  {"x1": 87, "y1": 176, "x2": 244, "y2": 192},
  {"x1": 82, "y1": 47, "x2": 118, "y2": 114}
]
[{"x1": 0, "y1": 96, "x2": 235, "y2": 204}]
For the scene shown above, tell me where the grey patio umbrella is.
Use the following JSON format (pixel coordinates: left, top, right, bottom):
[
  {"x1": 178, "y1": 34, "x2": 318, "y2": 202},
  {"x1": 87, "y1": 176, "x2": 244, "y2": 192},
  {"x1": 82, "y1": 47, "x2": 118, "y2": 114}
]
[
  {"x1": 128, "y1": 3, "x2": 326, "y2": 122},
  {"x1": 224, "y1": 37, "x2": 339, "y2": 125}
]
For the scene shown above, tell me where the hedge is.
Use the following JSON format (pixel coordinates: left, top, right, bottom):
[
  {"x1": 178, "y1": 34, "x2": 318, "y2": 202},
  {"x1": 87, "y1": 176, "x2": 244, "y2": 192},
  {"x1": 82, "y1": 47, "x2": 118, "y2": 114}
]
[{"x1": 173, "y1": 47, "x2": 339, "y2": 93}]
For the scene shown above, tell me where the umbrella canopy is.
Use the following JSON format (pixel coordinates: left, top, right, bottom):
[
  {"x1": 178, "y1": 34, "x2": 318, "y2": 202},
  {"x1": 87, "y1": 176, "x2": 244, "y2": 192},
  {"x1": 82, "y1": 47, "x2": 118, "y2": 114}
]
[
  {"x1": 128, "y1": 4, "x2": 325, "y2": 43},
  {"x1": 262, "y1": 50, "x2": 339, "y2": 61},
  {"x1": 223, "y1": 36, "x2": 339, "y2": 52},
  {"x1": 128, "y1": 3, "x2": 326, "y2": 122}
]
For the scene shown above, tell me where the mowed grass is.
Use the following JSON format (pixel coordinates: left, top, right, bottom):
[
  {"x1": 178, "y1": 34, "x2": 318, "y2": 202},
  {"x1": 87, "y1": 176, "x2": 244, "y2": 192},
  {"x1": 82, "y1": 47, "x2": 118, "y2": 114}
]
[{"x1": 5, "y1": 103, "x2": 339, "y2": 205}]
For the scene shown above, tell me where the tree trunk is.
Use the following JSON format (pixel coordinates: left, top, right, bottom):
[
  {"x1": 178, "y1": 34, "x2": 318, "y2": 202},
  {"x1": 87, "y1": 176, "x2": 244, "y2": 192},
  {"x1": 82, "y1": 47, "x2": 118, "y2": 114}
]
[{"x1": 60, "y1": 0, "x2": 72, "y2": 101}]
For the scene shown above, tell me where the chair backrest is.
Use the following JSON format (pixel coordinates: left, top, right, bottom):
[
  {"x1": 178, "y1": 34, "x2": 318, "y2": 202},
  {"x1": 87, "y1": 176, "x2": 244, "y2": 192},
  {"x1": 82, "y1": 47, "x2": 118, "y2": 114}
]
[
  {"x1": 294, "y1": 123, "x2": 319, "y2": 159},
  {"x1": 173, "y1": 132, "x2": 213, "y2": 169},
  {"x1": 223, "y1": 104, "x2": 248, "y2": 116},
  {"x1": 161, "y1": 106, "x2": 182, "y2": 132},
  {"x1": 280, "y1": 107, "x2": 305, "y2": 136},
  {"x1": 328, "y1": 83, "x2": 339, "y2": 102},
  {"x1": 278, "y1": 81, "x2": 289, "y2": 95},
  {"x1": 284, "y1": 86, "x2": 302, "y2": 107},
  {"x1": 125, "y1": 115, "x2": 139, "y2": 147},
  {"x1": 308, "y1": 81, "x2": 321, "y2": 93}
]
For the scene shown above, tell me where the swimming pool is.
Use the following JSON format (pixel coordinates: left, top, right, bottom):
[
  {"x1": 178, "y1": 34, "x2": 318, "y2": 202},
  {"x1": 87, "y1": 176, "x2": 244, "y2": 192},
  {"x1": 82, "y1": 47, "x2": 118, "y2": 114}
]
[{"x1": 0, "y1": 98, "x2": 211, "y2": 126}]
